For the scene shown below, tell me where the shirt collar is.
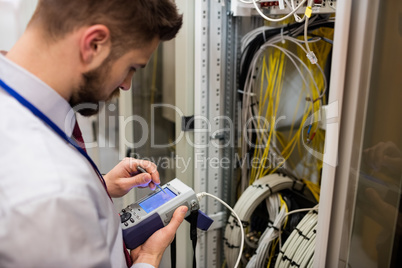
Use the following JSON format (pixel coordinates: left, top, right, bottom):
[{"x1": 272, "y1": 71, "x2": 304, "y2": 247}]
[{"x1": 0, "y1": 54, "x2": 76, "y2": 137}]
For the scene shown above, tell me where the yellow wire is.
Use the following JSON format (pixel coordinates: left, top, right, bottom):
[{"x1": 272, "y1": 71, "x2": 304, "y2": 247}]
[
  {"x1": 302, "y1": 178, "x2": 320, "y2": 202},
  {"x1": 258, "y1": 49, "x2": 285, "y2": 178},
  {"x1": 249, "y1": 28, "x2": 334, "y2": 186},
  {"x1": 267, "y1": 239, "x2": 279, "y2": 268}
]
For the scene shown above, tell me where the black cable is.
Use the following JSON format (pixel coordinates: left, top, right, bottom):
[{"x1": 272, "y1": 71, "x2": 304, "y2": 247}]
[{"x1": 170, "y1": 235, "x2": 176, "y2": 268}]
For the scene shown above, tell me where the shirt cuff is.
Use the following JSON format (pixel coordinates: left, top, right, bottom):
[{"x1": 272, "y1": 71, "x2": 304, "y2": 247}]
[{"x1": 131, "y1": 263, "x2": 155, "y2": 268}]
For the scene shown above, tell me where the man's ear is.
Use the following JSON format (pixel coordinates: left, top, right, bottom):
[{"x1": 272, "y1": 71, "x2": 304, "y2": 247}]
[{"x1": 80, "y1": 25, "x2": 111, "y2": 70}]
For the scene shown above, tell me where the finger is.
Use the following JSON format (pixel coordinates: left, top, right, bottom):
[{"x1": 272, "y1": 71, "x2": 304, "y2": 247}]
[
  {"x1": 151, "y1": 170, "x2": 161, "y2": 186},
  {"x1": 129, "y1": 173, "x2": 152, "y2": 188},
  {"x1": 138, "y1": 160, "x2": 161, "y2": 185},
  {"x1": 148, "y1": 181, "x2": 156, "y2": 191},
  {"x1": 130, "y1": 247, "x2": 140, "y2": 262},
  {"x1": 124, "y1": 158, "x2": 154, "y2": 174}
]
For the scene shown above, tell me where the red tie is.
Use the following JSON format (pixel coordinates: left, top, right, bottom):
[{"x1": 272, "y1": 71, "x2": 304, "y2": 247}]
[
  {"x1": 72, "y1": 121, "x2": 86, "y2": 152},
  {"x1": 72, "y1": 121, "x2": 133, "y2": 267}
]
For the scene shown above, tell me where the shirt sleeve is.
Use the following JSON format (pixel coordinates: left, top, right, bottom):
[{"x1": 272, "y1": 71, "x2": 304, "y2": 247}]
[{"x1": 132, "y1": 263, "x2": 156, "y2": 268}]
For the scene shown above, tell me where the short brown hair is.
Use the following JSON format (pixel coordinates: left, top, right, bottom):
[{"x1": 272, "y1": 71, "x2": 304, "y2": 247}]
[{"x1": 29, "y1": 0, "x2": 182, "y2": 52}]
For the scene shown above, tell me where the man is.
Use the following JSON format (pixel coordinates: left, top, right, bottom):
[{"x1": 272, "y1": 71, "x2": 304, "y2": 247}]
[{"x1": 0, "y1": 1, "x2": 185, "y2": 267}]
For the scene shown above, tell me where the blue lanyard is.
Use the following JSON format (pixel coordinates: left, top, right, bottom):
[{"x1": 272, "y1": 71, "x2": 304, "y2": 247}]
[{"x1": 0, "y1": 79, "x2": 108, "y2": 191}]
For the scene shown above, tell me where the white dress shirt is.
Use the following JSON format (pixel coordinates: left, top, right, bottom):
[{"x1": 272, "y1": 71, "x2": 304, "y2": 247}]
[{"x1": 0, "y1": 55, "x2": 153, "y2": 268}]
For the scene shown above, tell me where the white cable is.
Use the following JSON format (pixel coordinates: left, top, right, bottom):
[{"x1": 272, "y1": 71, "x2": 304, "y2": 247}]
[
  {"x1": 274, "y1": 206, "x2": 318, "y2": 268},
  {"x1": 225, "y1": 175, "x2": 291, "y2": 266},
  {"x1": 284, "y1": 35, "x2": 322, "y2": 44},
  {"x1": 238, "y1": 0, "x2": 260, "y2": 4},
  {"x1": 278, "y1": 207, "x2": 318, "y2": 249},
  {"x1": 224, "y1": 174, "x2": 306, "y2": 267},
  {"x1": 196, "y1": 192, "x2": 244, "y2": 268},
  {"x1": 287, "y1": 0, "x2": 306, "y2": 22},
  {"x1": 251, "y1": 0, "x2": 307, "y2": 22},
  {"x1": 254, "y1": 202, "x2": 287, "y2": 267},
  {"x1": 246, "y1": 194, "x2": 282, "y2": 268},
  {"x1": 304, "y1": 0, "x2": 318, "y2": 64},
  {"x1": 304, "y1": 16, "x2": 312, "y2": 54}
]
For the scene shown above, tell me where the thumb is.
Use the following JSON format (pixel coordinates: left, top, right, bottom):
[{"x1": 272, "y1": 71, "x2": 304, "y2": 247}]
[{"x1": 166, "y1": 206, "x2": 188, "y2": 232}]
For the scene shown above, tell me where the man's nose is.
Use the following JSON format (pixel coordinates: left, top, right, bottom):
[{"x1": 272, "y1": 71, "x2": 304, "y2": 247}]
[{"x1": 119, "y1": 74, "x2": 133, "y2": 91}]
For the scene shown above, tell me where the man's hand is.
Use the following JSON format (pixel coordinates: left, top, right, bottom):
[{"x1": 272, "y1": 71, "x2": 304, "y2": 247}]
[
  {"x1": 130, "y1": 206, "x2": 188, "y2": 267},
  {"x1": 103, "y1": 158, "x2": 160, "y2": 198}
]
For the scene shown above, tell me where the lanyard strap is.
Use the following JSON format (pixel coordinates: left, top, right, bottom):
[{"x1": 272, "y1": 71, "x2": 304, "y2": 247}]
[{"x1": 0, "y1": 79, "x2": 108, "y2": 192}]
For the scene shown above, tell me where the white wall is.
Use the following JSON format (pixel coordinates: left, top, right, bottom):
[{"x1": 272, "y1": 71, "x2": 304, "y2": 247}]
[{"x1": 0, "y1": 0, "x2": 38, "y2": 51}]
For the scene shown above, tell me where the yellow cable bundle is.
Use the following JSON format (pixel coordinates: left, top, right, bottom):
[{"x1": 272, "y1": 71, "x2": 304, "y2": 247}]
[
  {"x1": 245, "y1": 25, "x2": 334, "y2": 193},
  {"x1": 255, "y1": 29, "x2": 333, "y2": 186},
  {"x1": 250, "y1": 46, "x2": 286, "y2": 184}
]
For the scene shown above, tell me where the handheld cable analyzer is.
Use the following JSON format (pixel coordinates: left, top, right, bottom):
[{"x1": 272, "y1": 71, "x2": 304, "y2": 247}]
[{"x1": 120, "y1": 178, "x2": 213, "y2": 249}]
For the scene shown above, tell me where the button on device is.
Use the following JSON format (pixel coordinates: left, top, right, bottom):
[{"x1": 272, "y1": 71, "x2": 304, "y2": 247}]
[
  {"x1": 124, "y1": 222, "x2": 128, "y2": 226},
  {"x1": 120, "y1": 212, "x2": 132, "y2": 223},
  {"x1": 130, "y1": 218, "x2": 135, "y2": 223}
]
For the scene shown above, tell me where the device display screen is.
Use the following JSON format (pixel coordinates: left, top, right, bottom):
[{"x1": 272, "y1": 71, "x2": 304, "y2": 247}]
[{"x1": 139, "y1": 188, "x2": 177, "y2": 213}]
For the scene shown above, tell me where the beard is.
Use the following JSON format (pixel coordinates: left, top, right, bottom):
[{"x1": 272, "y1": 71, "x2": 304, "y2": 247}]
[{"x1": 69, "y1": 58, "x2": 121, "y2": 117}]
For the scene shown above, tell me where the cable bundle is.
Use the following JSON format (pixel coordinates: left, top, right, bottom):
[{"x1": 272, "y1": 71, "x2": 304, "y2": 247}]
[
  {"x1": 246, "y1": 194, "x2": 287, "y2": 268},
  {"x1": 274, "y1": 206, "x2": 318, "y2": 268},
  {"x1": 224, "y1": 174, "x2": 313, "y2": 268},
  {"x1": 238, "y1": 17, "x2": 334, "y2": 191}
]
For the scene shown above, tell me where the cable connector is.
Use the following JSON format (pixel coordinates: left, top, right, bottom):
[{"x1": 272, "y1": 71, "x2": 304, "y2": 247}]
[
  {"x1": 196, "y1": 192, "x2": 207, "y2": 202},
  {"x1": 306, "y1": 51, "x2": 318, "y2": 64},
  {"x1": 305, "y1": 6, "x2": 313, "y2": 18}
]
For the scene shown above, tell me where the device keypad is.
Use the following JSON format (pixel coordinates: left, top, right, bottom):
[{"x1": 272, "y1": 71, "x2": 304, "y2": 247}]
[{"x1": 120, "y1": 212, "x2": 132, "y2": 223}]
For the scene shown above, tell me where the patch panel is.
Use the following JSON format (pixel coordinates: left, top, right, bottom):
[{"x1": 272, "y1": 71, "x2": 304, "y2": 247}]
[{"x1": 230, "y1": 0, "x2": 336, "y2": 17}]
